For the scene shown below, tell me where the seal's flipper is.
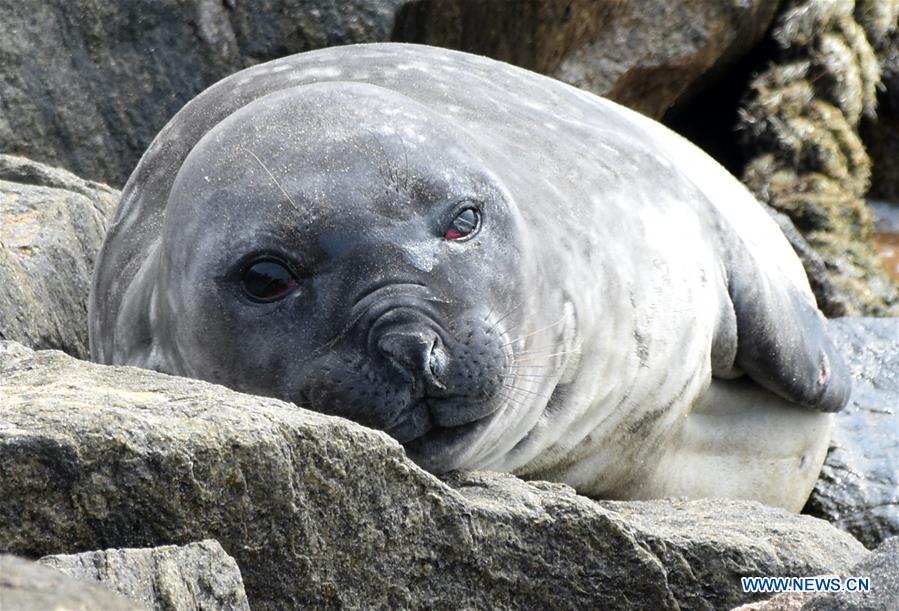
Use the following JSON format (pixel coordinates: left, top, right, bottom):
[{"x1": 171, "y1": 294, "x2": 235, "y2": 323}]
[{"x1": 721, "y1": 240, "x2": 851, "y2": 413}]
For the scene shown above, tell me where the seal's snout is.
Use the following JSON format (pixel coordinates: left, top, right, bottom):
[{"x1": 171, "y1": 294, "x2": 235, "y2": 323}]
[{"x1": 377, "y1": 328, "x2": 448, "y2": 391}]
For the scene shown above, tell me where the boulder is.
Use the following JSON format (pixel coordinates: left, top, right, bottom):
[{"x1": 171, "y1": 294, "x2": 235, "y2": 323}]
[
  {"x1": 804, "y1": 318, "x2": 899, "y2": 550},
  {"x1": 1, "y1": 1, "x2": 778, "y2": 187},
  {"x1": 395, "y1": 0, "x2": 781, "y2": 120},
  {"x1": 0, "y1": 0, "x2": 407, "y2": 187},
  {"x1": 0, "y1": 554, "x2": 142, "y2": 610},
  {"x1": 732, "y1": 536, "x2": 899, "y2": 611},
  {"x1": 0, "y1": 155, "x2": 118, "y2": 360},
  {"x1": 39, "y1": 540, "x2": 249, "y2": 611},
  {"x1": 0, "y1": 341, "x2": 868, "y2": 610}
]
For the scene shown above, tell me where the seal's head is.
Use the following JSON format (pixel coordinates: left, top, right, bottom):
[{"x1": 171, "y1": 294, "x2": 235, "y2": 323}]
[{"x1": 119, "y1": 82, "x2": 568, "y2": 471}]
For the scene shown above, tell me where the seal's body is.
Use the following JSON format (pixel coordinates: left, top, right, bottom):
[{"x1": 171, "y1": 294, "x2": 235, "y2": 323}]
[{"x1": 90, "y1": 44, "x2": 849, "y2": 511}]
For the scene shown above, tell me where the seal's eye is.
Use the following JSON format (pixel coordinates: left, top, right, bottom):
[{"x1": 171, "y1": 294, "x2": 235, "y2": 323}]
[
  {"x1": 241, "y1": 259, "x2": 298, "y2": 302},
  {"x1": 444, "y1": 207, "x2": 481, "y2": 241}
]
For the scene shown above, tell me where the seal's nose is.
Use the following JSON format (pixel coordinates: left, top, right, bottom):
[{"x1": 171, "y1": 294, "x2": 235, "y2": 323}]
[{"x1": 377, "y1": 328, "x2": 447, "y2": 391}]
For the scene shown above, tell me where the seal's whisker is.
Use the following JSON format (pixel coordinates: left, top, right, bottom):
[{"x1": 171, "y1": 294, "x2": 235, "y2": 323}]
[
  {"x1": 501, "y1": 383, "x2": 549, "y2": 398},
  {"x1": 511, "y1": 349, "x2": 582, "y2": 362},
  {"x1": 511, "y1": 347, "x2": 580, "y2": 357},
  {"x1": 495, "y1": 390, "x2": 534, "y2": 410},
  {"x1": 501, "y1": 315, "x2": 568, "y2": 348},
  {"x1": 507, "y1": 372, "x2": 558, "y2": 380},
  {"x1": 487, "y1": 301, "x2": 525, "y2": 334},
  {"x1": 295, "y1": 331, "x2": 352, "y2": 367},
  {"x1": 481, "y1": 304, "x2": 496, "y2": 323},
  {"x1": 498, "y1": 388, "x2": 551, "y2": 410}
]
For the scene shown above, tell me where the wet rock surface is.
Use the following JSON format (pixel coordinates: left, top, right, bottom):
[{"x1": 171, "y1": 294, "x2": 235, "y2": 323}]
[
  {"x1": 804, "y1": 318, "x2": 899, "y2": 550},
  {"x1": 0, "y1": 155, "x2": 118, "y2": 360},
  {"x1": 0, "y1": 341, "x2": 868, "y2": 610},
  {"x1": 39, "y1": 540, "x2": 249, "y2": 611},
  {"x1": 0, "y1": 554, "x2": 142, "y2": 610}
]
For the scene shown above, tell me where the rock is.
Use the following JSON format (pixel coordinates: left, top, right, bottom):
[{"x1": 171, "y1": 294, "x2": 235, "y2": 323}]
[
  {"x1": 804, "y1": 318, "x2": 899, "y2": 550},
  {"x1": 738, "y1": 0, "x2": 899, "y2": 316},
  {"x1": 0, "y1": 341, "x2": 868, "y2": 609},
  {"x1": 395, "y1": 0, "x2": 780, "y2": 120},
  {"x1": 38, "y1": 540, "x2": 249, "y2": 611},
  {"x1": 391, "y1": 0, "x2": 615, "y2": 75},
  {"x1": 0, "y1": 554, "x2": 142, "y2": 610},
  {"x1": 0, "y1": 0, "x2": 407, "y2": 187},
  {"x1": 553, "y1": 0, "x2": 780, "y2": 119},
  {"x1": 0, "y1": 155, "x2": 118, "y2": 360},
  {"x1": 731, "y1": 536, "x2": 899, "y2": 611},
  {"x1": 2, "y1": 1, "x2": 779, "y2": 187}
]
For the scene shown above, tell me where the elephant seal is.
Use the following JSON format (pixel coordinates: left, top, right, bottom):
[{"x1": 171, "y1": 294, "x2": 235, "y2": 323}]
[{"x1": 89, "y1": 43, "x2": 850, "y2": 511}]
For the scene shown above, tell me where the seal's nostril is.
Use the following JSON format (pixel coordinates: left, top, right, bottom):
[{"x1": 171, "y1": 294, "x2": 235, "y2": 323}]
[
  {"x1": 426, "y1": 338, "x2": 448, "y2": 391},
  {"x1": 377, "y1": 329, "x2": 447, "y2": 390},
  {"x1": 428, "y1": 340, "x2": 439, "y2": 377}
]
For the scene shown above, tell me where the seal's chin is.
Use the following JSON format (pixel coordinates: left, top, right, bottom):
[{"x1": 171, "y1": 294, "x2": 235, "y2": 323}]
[
  {"x1": 386, "y1": 397, "x2": 501, "y2": 472},
  {"x1": 401, "y1": 419, "x2": 493, "y2": 473}
]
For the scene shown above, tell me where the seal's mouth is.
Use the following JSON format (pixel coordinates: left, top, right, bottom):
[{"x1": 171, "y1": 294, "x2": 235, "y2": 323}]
[
  {"x1": 398, "y1": 403, "x2": 499, "y2": 472},
  {"x1": 385, "y1": 395, "x2": 500, "y2": 445}
]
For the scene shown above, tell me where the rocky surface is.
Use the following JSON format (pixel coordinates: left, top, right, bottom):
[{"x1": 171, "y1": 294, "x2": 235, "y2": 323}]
[
  {"x1": 1, "y1": 0, "x2": 778, "y2": 187},
  {"x1": 0, "y1": 0, "x2": 407, "y2": 187},
  {"x1": 738, "y1": 0, "x2": 899, "y2": 316},
  {"x1": 397, "y1": 0, "x2": 780, "y2": 120},
  {"x1": 552, "y1": 0, "x2": 780, "y2": 119},
  {"x1": 0, "y1": 154, "x2": 118, "y2": 360},
  {"x1": 0, "y1": 340, "x2": 869, "y2": 610},
  {"x1": 733, "y1": 536, "x2": 899, "y2": 611},
  {"x1": 0, "y1": 554, "x2": 142, "y2": 610},
  {"x1": 804, "y1": 318, "x2": 899, "y2": 550},
  {"x1": 39, "y1": 540, "x2": 249, "y2": 611}
]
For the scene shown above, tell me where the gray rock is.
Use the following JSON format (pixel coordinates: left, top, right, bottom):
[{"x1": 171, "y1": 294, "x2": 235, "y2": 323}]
[
  {"x1": 0, "y1": 554, "x2": 143, "y2": 610},
  {"x1": 39, "y1": 540, "x2": 249, "y2": 611},
  {"x1": 806, "y1": 536, "x2": 899, "y2": 611},
  {"x1": 0, "y1": 341, "x2": 868, "y2": 610},
  {"x1": 0, "y1": 154, "x2": 118, "y2": 360},
  {"x1": 804, "y1": 318, "x2": 899, "y2": 549},
  {"x1": 0, "y1": 0, "x2": 407, "y2": 187},
  {"x1": 550, "y1": 0, "x2": 780, "y2": 119},
  {"x1": 394, "y1": 0, "x2": 780, "y2": 120},
  {"x1": 2, "y1": 1, "x2": 778, "y2": 187},
  {"x1": 732, "y1": 536, "x2": 899, "y2": 611}
]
